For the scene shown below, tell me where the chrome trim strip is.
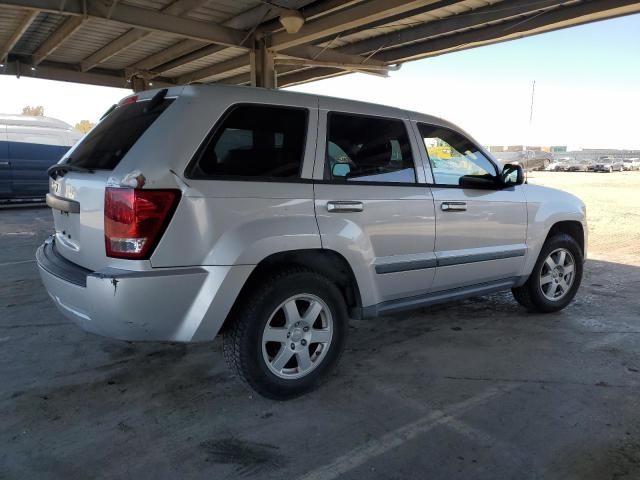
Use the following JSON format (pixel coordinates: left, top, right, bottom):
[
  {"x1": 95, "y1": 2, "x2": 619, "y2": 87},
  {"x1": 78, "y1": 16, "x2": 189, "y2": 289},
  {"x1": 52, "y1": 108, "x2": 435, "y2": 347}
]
[
  {"x1": 375, "y1": 259, "x2": 437, "y2": 274},
  {"x1": 46, "y1": 193, "x2": 80, "y2": 214},
  {"x1": 375, "y1": 249, "x2": 526, "y2": 274},
  {"x1": 437, "y1": 248, "x2": 526, "y2": 267}
]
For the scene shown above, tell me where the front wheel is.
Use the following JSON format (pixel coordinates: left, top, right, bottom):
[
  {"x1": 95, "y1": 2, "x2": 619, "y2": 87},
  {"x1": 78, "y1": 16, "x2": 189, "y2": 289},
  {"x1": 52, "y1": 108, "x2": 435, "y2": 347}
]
[
  {"x1": 223, "y1": 267, "x2": 348, "y2": 400},
  {"x1": 512, "y1": 234, "x2": 583, "y2": 313}
]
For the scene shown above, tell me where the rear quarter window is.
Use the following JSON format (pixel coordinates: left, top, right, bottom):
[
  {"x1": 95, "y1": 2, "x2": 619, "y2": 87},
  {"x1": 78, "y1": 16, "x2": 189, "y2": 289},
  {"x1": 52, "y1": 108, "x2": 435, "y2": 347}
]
[
  {"x1": 64, "y1": 98, "x2": 174, "y2": 170},
  {"x1": 186, "y1": 104, "x2": 308, "y2": 180}
]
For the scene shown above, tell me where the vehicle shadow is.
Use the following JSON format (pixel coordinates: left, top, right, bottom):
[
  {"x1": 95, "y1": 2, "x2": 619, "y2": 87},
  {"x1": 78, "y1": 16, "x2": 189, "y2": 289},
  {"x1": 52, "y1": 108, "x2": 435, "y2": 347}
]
[{"x1": 2, "y1": 258, "x2": 640, "y2": 479}]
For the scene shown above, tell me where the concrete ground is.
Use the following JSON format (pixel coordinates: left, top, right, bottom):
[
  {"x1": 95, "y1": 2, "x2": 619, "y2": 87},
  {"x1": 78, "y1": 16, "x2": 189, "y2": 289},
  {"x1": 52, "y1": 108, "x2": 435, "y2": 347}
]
[{"x1": 2, "y1": 172, "x2": 640, "y2": 480}]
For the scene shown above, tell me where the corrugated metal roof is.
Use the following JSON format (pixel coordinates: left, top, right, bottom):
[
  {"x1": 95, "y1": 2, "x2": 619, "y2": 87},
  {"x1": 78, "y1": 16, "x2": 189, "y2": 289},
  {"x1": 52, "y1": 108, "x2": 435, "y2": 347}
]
[
  {"x1": 1, "y1": 0, "x2": 638, "y2": 89},
  {"x1": 12, "y1": 12, "x2": 65, "y2": 55},
  {"x1": 99, "y1": 33, "x2": 184, "y2": 69},
  {"x1": 162, "y1": 47, "x2": 247, "y2": 77},
  {"x1": 46, "y1": 19, "x2": 131, "y2": 64}
]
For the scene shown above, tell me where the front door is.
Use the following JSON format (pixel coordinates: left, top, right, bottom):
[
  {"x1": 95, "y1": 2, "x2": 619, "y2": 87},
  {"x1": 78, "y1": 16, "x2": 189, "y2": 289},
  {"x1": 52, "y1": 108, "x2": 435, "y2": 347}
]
[
  {"x1": 314, "y1": 101, "x2": 436, "y2": 308},
  {"x1": 416, "y1": 123, "x2": 527, "y2": 291}
]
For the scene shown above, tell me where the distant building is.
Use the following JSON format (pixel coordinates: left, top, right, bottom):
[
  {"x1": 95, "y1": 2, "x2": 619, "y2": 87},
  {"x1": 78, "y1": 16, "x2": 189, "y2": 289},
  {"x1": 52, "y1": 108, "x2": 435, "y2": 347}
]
[{"x1": 550, "y1": 146, "x2": 568, "y2": 153}]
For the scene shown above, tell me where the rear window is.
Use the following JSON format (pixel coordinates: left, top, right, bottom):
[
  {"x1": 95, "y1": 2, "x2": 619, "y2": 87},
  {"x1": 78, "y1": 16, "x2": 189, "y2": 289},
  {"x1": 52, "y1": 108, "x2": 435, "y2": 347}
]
[{"x1": 64, "y1": 99, "x2": 173, "y2": 170}]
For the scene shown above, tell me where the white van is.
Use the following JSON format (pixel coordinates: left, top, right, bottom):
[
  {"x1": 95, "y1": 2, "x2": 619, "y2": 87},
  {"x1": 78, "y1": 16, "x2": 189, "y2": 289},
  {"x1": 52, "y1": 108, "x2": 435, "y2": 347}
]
[{"x1": 0, "y1": 114, "x2": 82, "y2": 199}]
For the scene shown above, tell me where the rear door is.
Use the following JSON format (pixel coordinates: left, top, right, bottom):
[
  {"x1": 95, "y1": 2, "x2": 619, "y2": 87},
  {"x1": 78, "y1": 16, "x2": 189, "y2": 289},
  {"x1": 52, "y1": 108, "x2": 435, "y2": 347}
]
[
  {"x1": 0, "y1": 125, "x2": 9, "y2": 197},
  {"x1": 313, "y1": 100, "x2": 436, "y2": 306},
  {"x1": 415, "y1": 122, "x2": 527, "y2": 291}
]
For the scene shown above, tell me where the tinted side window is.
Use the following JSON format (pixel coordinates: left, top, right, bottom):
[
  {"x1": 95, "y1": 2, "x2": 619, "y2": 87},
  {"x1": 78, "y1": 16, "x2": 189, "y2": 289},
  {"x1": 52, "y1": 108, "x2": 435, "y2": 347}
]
[
  {"x1": 190, "y1": 105, "x2": 307, "y2": 179},
  {"x1": 326, "y1": 113, "x2": 416, "y2": 184},
  {"x1": 418, "y1": 124, "x2": 497, "y2": 186}
]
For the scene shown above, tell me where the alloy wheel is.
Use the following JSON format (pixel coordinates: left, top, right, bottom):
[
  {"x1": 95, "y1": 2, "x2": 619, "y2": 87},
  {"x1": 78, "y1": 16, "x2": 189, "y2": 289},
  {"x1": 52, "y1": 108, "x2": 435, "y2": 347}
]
[
  {"x1": 261, "y1": 294, "x2": 333, "y2": 380},
  {"x1": 539, "y1": 248, "x2": 576, "y2": 301}
]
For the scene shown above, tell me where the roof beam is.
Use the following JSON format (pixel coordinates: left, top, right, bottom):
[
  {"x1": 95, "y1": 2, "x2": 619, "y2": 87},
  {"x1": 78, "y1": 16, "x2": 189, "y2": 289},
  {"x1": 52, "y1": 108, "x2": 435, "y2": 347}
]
[
  {"x1": 32, "y1": 15, "x2": 84, "y2": 65},
  {"x1": 1, "y1": 59, "x2": 175, "y2": 88},
  {"x1": 375, "y1": 0, "x2": 640, "y2": 63},
  {"x1": 270, "y1": 0, "x2": 441, "y2": 51},
  {"x1": 79, "y1": 0, "x2": 211, "y2": 72},
  {"x1": 278, "y1": 66, "x2": 346, "y2": 87},
  {"x1": 338, "y1": 0, "x2": 570, "y2": 57},
  {"x1": 80, "y1": 29, "x2": 147, "y2": 72},
  {"x1": 277, "y1": 0, "x2": 640, "y2": 86},
  {"x1": 308, "y1": 0, "x2": 461, "y2": 48},
  {"x1": 0, "y1": 10, "x2": 37, "y2": 63},
  {"x1": 0, "y1": 0, "x2": 249, "y2": 48},
  {"x1": 128, "y1": 39, "x2": 205, "y2": 73},
  {"x1": 176, "y1": 54, "x2": 249, "y2": 84},
  {"x1": 174, "y1": 43, "x2": 387, "y2": 85},
  {"x1": 140, "y1": 0, "x2": 352, "y2": 76},
  {"x1": 280, "y1": 45, "x2": 388, "y2": 68},
  {"x1": 151, "y1": 44, "x2": 226, "y2": 74},
  {"x1": 274, "y1": 57, "x2": 392, "y2": 73}
]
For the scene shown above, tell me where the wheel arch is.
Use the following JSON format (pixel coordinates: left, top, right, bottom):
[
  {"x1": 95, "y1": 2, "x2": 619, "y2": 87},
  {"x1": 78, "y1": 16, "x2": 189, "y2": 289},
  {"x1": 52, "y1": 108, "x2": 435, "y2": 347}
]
[
  {"x1": 219, "y1": 249, "x2": 362, "y2": 333},
  {"x1": 545, "y1": 220, "x2": 585, "y2": 257}
]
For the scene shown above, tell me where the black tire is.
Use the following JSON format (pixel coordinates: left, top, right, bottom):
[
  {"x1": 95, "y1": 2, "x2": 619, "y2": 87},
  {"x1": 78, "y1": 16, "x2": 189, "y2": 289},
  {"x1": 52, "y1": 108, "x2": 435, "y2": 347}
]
[
  {"x1": 512, "y1": 233, "x2": 583, "y2": 313},
  {"x1": 223, "y1": 267, "x2": 348, "y2": 400}
]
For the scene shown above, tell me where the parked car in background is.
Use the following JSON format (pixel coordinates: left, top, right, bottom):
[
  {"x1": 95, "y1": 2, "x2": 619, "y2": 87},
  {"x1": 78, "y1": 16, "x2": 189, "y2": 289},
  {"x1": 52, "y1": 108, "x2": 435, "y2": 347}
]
[
  {"x1": 36, "y1": 85, "x2": 588, "y2": 399},
  {"x1": 492, "y1": 150, "x2": 553, "y2": 171},
  {"x1": 0, "y1": 114, "x2": 82, "y2": 199},
  {"x1": 554, "y1": 158, "x2": 573, "y2": 171},
  {"x1": 545, "y1": 162, "x2": 561, "y2": 171},
  {"x1": 612, "y1": 159, "x2": 625, "y2": 171},
  {"x1": 629, "y1": 158, "x2": 640, "y2": 170},
  {"x1": 594, "y1": 156, "x2": 623, "y2": 172},
  {"x1": 623, "y1": 159, "x2": 637, "y2": 171},
  {"x1": 566, "y1": 161, "x2": 588, "y2": 172}
]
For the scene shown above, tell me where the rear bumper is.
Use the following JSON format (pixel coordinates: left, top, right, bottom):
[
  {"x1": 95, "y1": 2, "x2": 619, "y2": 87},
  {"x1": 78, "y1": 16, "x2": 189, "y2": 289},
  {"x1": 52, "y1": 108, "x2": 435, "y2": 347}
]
[{"x1": 36, "y1": 238, "x2": 252, "y2": 342}]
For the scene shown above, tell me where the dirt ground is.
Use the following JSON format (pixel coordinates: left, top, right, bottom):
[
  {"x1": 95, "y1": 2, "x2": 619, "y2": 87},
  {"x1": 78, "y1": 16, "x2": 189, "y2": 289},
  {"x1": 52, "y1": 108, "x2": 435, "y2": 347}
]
[
  {"x1": 1, "y1": 172, "x2": 640, "y2": 480},
  {"x1": 528, "y1": 171, "x2": 640, "y2": 266}
]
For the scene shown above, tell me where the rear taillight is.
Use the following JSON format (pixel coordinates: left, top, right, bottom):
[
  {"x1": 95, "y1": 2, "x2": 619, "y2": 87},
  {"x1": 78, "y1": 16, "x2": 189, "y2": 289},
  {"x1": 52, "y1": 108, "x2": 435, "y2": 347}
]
[{"x1": 104, "y1": 187, "x2": 180, "y2": 259}]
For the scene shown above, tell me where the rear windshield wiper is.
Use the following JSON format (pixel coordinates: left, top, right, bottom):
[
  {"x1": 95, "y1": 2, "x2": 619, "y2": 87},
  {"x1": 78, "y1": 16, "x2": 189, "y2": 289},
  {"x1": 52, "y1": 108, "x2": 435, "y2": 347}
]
[{"x1": 48, "y1": 163, "x2": 94, "y2": 179}]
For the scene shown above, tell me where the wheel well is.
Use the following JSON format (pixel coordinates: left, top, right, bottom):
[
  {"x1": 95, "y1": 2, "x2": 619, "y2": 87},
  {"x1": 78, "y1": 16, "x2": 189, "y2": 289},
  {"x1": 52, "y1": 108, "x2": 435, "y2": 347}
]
[
  {"x1": 546, "y1": 221, "x2": 584, "y2": 255},
  {"x1": 219, "y1": 249, "x2": 362, "y2": 332}
]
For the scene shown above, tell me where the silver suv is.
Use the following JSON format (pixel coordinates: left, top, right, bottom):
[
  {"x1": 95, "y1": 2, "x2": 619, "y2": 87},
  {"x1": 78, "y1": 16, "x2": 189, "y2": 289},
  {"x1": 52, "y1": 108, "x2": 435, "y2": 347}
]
[{"x1": 37, "y1": 85, "x2": 587, "y2": 399}]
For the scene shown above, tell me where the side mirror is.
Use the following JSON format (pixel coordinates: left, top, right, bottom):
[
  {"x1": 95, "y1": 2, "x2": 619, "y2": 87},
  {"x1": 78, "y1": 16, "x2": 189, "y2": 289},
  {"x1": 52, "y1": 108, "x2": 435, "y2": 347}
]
[{"x1": 501, "y1": 163, "x2": 525, "y2": 186}]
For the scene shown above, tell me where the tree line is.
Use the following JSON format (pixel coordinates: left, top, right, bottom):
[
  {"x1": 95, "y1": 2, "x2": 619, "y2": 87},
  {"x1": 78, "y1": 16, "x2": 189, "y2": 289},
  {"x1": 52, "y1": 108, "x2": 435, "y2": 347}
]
[{"x1": 21, "y1": 105, "x2": 95, "y2": 133}]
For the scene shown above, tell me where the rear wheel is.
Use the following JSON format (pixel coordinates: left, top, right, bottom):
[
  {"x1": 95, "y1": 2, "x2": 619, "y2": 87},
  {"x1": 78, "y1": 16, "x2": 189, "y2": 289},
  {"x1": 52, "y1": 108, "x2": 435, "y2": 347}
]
[
  {"x1": 223, "y1": 267, "x2": 348, "y2": 400},
  {"x1": 512, "y1": 234, "x2": 583, "y2": 313}
]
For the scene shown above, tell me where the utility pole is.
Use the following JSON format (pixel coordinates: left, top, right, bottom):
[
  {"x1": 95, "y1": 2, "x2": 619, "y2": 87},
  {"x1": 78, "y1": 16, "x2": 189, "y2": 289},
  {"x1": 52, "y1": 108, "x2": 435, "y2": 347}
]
[{"x1": 529, "y1": 80, "x2": 536, "y2": 127}]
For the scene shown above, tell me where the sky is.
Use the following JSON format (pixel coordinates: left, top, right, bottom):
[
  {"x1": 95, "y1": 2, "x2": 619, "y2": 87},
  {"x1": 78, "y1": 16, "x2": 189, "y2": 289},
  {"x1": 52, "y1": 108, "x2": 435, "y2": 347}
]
[{"x1": 0, "y1": 13, "x2": 638, "y2": 149}]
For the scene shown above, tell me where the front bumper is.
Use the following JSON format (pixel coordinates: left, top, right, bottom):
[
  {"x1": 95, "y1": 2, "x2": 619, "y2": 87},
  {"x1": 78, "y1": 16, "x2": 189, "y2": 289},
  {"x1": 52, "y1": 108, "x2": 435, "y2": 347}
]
[{"x1": 36, "y1": 238, "x2": 252, "y2": 342}]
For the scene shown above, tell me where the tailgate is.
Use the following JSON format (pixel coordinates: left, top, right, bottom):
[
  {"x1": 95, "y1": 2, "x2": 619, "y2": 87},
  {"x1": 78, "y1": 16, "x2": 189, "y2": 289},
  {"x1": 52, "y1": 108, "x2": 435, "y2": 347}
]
[{"x1": 49, "y1": 171, "x2": 111, "y2": 271}]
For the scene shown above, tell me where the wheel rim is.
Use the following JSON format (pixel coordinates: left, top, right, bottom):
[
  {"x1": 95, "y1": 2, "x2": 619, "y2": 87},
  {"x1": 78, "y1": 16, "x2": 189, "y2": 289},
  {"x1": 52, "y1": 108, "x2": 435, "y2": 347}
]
[
  {"x1": 539, "y1": 248, "x2": 576, "y2": 301},
  {"x1": 261, "y1": 294, "x2": 333, "y2": 380}
]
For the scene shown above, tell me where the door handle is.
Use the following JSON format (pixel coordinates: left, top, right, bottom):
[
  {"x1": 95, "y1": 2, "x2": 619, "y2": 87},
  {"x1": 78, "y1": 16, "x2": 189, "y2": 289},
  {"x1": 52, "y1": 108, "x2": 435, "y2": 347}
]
[
  {"x1": 327, "y1": 201, "x2": 364, "y2": 213},
  {"x1": 441, "y1": 201, "x2": 467, "y2": 212},
  {"x1": 0, "y1": 161, "x2": 9, "y2": 166}
]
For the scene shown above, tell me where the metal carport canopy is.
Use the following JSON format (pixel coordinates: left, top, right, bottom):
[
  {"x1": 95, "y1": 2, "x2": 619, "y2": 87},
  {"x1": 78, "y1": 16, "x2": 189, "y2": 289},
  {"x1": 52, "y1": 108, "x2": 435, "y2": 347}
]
[{"x1": 1, "y1": 0, "x2": 639, "y2": 91}]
